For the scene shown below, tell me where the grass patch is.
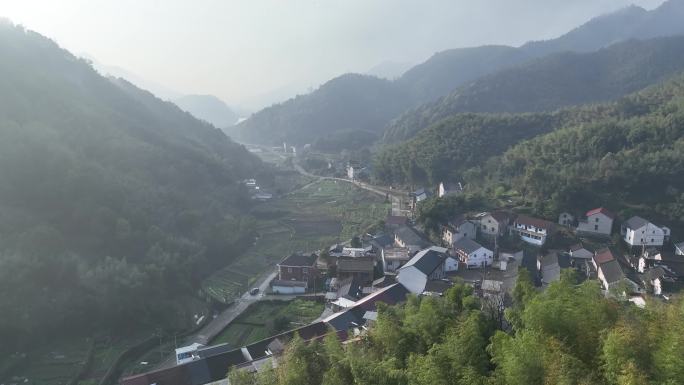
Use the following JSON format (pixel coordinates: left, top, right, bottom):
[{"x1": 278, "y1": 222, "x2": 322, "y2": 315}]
[{"x1": 211, "y1": 300, "x2": 324, "y2": 348}]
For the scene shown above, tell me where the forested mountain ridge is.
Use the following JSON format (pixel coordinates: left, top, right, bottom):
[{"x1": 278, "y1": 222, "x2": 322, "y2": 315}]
[
  {"x1": 472, "y1": 73, "x2": 684, "y2": 225},
  {"x1": 235, "y1": 0, "x2": 684, "y2": 147},
  {"x1": 0, "y1": 22, "x2": 264, "y2": 349},
  {"x1": 231, "y1": 73, "x2": 412, "y2": 146},
  {"x1": 382, "y1": 36, "x2": 684, "y2": 143},
  {"x1": 377, "y1": 72, "x2": 684, "y2": 229}
]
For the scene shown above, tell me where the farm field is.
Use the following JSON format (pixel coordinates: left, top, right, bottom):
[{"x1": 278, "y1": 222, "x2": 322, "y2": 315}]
[
  {"x1": 211, "y1": 300, "x2": 325, "y2": 348},
  {"x1": 203, "y1": 178, "x2": 389, "y2": 304}
]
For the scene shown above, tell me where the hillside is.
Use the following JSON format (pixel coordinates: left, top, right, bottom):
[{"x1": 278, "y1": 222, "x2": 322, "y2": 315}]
[
  {"x1": 472, "y1": 74, "x2": 684, "y2": 225},
  {"x1": 0, "y1": 22, "x2": 264, "y2": 349},
  {"x1": 235, "y1": 0, "x2": 684, "y2": 148},
  {"x1": 231, "y1": 73, "x2": 412, "y2": 146},
  {"x1": 174, "y1": 94, "x2": 239, "y2": 129},
  {"x1": 382, "y1": 36, "x2": 684, "y2": 143}
]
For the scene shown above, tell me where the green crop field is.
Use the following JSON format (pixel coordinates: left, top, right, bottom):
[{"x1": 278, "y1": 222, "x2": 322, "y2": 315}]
[
  {"x1": 203, "y1": 178, "x2": 389, "y2": 304},
  {"x1": 211, "y1": 300, "x2": 325, "y2": 348}
]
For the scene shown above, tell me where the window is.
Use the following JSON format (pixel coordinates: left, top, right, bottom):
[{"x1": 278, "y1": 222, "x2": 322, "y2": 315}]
[
  {"x1": 303, "y1": 268, "x2": 308, "y2": 274},
  {"x1": 651, "y1": 238, "x2": 654, "y2": 243},
  {"x1": 594, "y1": 225, "x2": 599, "y2": 231},
  {"x1": 288, "y1": 267, "x2": 293, "y2": 273},
  {"x1": 595, "y1": 218, "x2": 599, "y2": 222}
]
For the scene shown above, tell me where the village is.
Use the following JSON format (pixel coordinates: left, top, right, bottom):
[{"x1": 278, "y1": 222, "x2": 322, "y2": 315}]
[{"x1": 123, "y1": 171, "x2": 684, "y2": 385}]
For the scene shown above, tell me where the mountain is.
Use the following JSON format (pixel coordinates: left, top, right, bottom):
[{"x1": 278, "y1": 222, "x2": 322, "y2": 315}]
[
  {"x1": 0, "y1": 21, "x2": 264, "y2": 348},
  {"x1": 231, "y1": 73, "x2": 412, "y2": 146},
  {"x1": 366, "y1": 60, "x2": 414, "y2": 80},
  {"x1": 236, "y1": 0, "x2": 684, "y2": 148},
  {"x1": 88, "y1": 57, "x2": 183, "y2": 100},
  {"x1": 173, "y1": 94, "x2": 239, "y2": 129},
  {"x1": 382, "y1": 36, "x2": 684, "y2": 143},
  {"x1": 472, "y1": 74, "x2": 684, "y2": 225}
]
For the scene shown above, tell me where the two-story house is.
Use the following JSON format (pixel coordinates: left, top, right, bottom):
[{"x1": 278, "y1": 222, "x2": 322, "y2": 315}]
[
  {"x1": 477, "y1": 211, "x2": 511, "y2": 239},
  {"x1": 621, "y1": 216, "x2": 670, "y2": 248},
  {"x1": 512, "y1": 215, "x2": 554, "y2": 246},
  {"x1": 452, "y1": 238, "x2": 493, "y2": 268},
  {"x1": 273, "y1": 253, "x2": 319, "y2": 293},
  {"x1": 576, "y1": 207, "x2": 614, "y2": 237},
  {"x1": 394, "y1": 225, "x2": 430, "y2": 254},
  {"x1": 441, "y1": 215, "x2": 476, "y2": 247}
]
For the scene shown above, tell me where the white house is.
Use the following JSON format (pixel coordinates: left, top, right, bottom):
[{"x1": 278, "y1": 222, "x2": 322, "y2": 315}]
[
  {"x1": 621, "y1": 216, "x2": 667, "y2": 248},
  {"x1": 394, "y1": 226, "x2": 430, "y2": 254},
  {"x1": 438, "y1": 182, "x2": 463, "y2": 198},
  {"x1": 512, "y1": 215, "x2": 554, "y2": 246},
  {"x1": 597, "y1": 259, "x2": 625, "y2": 291},
  {"x1": 558, "y1": 212, "x2": 574, "y2": 226},
  {"x1": 396, "y1": 247, "x2": 447, "y2": 294},
  {"x1": 452, "y1": 238, "x2": 493, "y2": 268},
  {"x1": 576, "y1": 207, "x2": 614, "y2": 237},
  {"x1": 442, "y1": 216, "x2": 476, "y2": 247},
  {"x1": 477, "y1": 211, "x2": 511, "y2": 239},
  {"x1": 347, "y1": 163, "x2": 362, "y2": 180}
]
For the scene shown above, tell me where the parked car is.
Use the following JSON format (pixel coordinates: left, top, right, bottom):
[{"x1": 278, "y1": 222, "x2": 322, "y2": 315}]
[{"x1": 249, "y1": 288, "x2": 260, "y2": 295}]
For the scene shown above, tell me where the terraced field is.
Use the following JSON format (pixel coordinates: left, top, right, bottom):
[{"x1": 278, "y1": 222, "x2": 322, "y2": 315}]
[{"x1": 202, "y1": 179, "x2": 388, "y2": 304}]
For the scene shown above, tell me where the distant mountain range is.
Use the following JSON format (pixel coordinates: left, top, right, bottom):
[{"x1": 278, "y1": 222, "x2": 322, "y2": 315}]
[
  {"x1": 233, "y1": 0, "x2": 684, "y2": 147},
  {"x1": 90, "y1": 58, "x2": 243, "y2": 129},
  {"x1": 173, "y1": 94, "x2": 239, "y2": 129},
  {"x1": 382, "y1": 36, "x2": 684, "y2": 142}
]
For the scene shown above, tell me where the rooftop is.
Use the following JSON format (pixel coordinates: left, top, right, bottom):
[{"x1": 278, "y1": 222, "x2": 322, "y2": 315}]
[
  {"x1": 599, "y1": 259, "x2": 624, "y2": 284},
  {"x1": 586, "y1": 207, "x2": 615, "y2": 219},
  {"x1": 337, "y1": 256, "x2": 374, "y2": 273},
  {"x1": 394, "y1": 226, "x2": 429, "y2": 247},
  {"x1": 515, "y1": 214, "x2": 554, "y2": 230},
  {"x1": 624, "y1": 216, "x2": 649, "y2": 230},
  {"x1": 401, "y1": 246, "x2": 447, "y2": 275},
  {"x1": 279, "y1": 253, "x2": 317, "y2": 267},
  {"x1": 452, "y1": 237, "x2": 486, "y2": 254},
  {"x1": 594, "y1": 248, "x2": 617, "y2": 265}
]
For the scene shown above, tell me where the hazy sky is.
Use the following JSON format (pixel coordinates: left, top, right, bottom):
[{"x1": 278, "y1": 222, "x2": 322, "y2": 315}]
[{"x1": 0, "y1": 0, "x2": 667, "y2": 109}]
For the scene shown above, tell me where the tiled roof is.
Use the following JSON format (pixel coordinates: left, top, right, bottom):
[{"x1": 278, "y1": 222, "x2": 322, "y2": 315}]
[
  {"x1": 337, "y1": 256, "x2": 374, "y2": 273},
  {"x1": 279, "y1": 253, "x2": 317, "y2": 267},
  {"x1": 586, "y1": 207, "x2": 615, "y2": 219},
  {"x1": 515, "y1": 214, "x2": 554, "y2": 230},
  {"x1": 599, "y1": 259, "x2": 624, "y2": 284},
  {"x1": 594, "y1": 248, "x2": 617, "y2": 265},
  {"x1": 624, "y1": 216, "x2": 649, "y2": 230},
  {"x1": 401, "y1": 247, "x2": 446, "y2": 275},
  {"x1": 452, "y1": 237, "x2": 486, "y2": 254},
  {"x1": 395, "y1": 226, "x2": 429, "y2": 246}
]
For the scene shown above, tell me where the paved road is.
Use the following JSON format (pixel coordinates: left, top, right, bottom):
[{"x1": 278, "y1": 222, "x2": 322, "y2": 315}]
[
  {"x1": 152, "y1": 145, "x2": 409, "y2": 371},
  {"x1": 155, "y1": 269, "x2": 278, "y2": 370}
]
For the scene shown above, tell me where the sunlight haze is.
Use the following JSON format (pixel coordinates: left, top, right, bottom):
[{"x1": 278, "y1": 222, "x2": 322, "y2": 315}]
[{"x1": 0, "y1": 0, "x2": 667, "y2": 109}]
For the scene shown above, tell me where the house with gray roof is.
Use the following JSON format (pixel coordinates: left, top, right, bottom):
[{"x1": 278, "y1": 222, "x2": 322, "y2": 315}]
[
  {"x1": 394, "y1": 225, "x2": 430, "y2": 254},
  {"x1": 452, "y1": 238, "x2": 493, "y2": 268},
  {"x1": 621, "y1": 216, "x2": 669, "y2": 248},
  {"x1": 396, "y1": 247, "x2": 448, "y2": 294}
]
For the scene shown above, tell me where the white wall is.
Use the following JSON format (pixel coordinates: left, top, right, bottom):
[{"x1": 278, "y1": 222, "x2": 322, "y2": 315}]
[
  {"x1": 624, "y1": 223, "x2": 665, "y2": 246},
  {"x1": 577, "y1": 213, "x2": 613, "y2": 235},
  {"x1": 397, "y1": 266, "x2": 427, "y2": 294}
]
